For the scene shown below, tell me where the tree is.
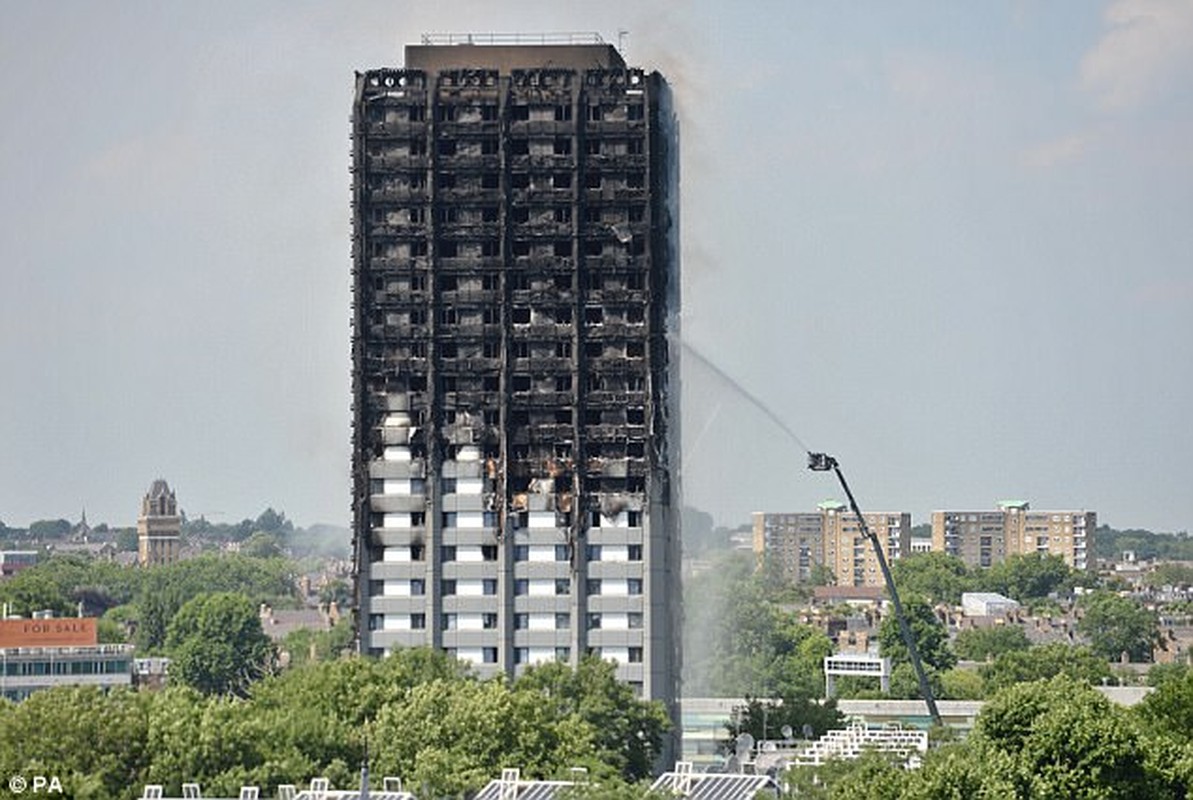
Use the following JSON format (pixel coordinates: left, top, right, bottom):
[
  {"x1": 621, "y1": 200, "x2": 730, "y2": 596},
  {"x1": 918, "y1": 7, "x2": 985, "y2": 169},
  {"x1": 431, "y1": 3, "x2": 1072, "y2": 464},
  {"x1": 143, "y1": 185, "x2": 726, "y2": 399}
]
[
  {"x1": 980, "y1": 643, "x2": 1112, "y2": 693},
  {"x1": 725, "y1": 695, "x2": 843, "y2": 747},
  {"x1": 250, "y1": 647, "x2": 471, "y2": 726},
  {"x1": 136, "y1": 554, "x2": 298, "y2": 650},
  {"x1": 281, "y1": 619, "x2": 354, "y2": 667},
  {"x1": 1095, "y1": 525, "x2": 1193, "y2": 562},
  {"x1": 0, "y1": 686, "x2": 153, "y2": 799},
  {"x1": 683, "y1": 550, "x2": 832, "y2": 699},
  {"x1": 1147, "y1": 562, "x2": 1193, "y2": 589},
  {"x1": 939, "y1": 668, "x2": 985, "y2": 700},
  {"x1": 115, "y1": 527, "x2": 139, "y2": 552},
  {"x1": 877, "y1": 595, "x2": 955, "y2": 672},
  {"x1": 372, "y1": 678, "x2": 599, "y2": 797},
  {"x1": 240, "y1": 530, "x2": 284, "y2": 559},
  {"x1": 0, "y1": 554, "x2": 140, "y2": 618},
  {"x1": 1145, "y1": 662, "x2": 1191, "y2": 688},
  {"x1": 0, "y1": 570, "x2": 73, "y2": 617},
  {"x1": 514, "y1": 656, "x2": 670, "y2": 782},
  {"x1": 318, "y1": 578, "x2": 352, "y2": 608},
  {"x1": 165, "y1": 592, "x2": 275, "y2": 696},
  {"x1": 969, "y1": 676, "x2": 1172, "y2": 799},
  {"x1": 890, "y1": 552, "x2": 975, "y2": 606},
  {"x1": 1135, "y1": 666, "x2": 1193, "y2": 744},
  {"x1": 680, "y1": 506, "x2": 718, "y2": 557},
  {"x1": 885, "y1": 661, "x2": 945, "y2": 701},
  {"x1": 979, "y1": 553, "x2": 1074, "y2": 602},
  {"x1": 254, "y1": 507, "x2": 294, "y2": 535},
  {"x1": 1077, "y1": 591, "x2": 1160, "y2": 662},
  {"x1": 27, "y1": 518, "x2": 72, "y2": 540},
  {"x1": 953, "y1": 624, "x2": 1031, "y2": 662}
]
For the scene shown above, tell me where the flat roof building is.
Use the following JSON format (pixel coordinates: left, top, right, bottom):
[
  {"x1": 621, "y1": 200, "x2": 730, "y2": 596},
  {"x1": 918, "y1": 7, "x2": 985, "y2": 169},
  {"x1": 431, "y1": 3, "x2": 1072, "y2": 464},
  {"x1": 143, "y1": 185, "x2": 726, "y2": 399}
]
[
  {"x1": 932, "y1": 502, "x2": 1094, "y2": 571},
  {"x1": 350, "y1": 32, "x2": 680, "y2": 727},
  {"x1": 753, "y1": 506, "x2": 910, "y2": 588},
  {"x1": 752, "y1": 512, "x2": 824, "y2": 583},
  {"x1": 0, "y1": 617, "x2": 133, "y2": 701},
  {"x1": 0, "y1": 550, "x2": 38, "y2": 578}
]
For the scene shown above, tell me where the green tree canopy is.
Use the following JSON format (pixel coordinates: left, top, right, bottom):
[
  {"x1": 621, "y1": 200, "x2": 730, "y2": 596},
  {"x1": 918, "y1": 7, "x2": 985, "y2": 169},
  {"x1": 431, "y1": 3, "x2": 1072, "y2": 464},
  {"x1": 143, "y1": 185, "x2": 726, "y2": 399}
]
[
  {"x1": 939, "y1": 667, "x2": 986, "y2": 700},
  {"x1": 27, "y1": 518, "x2": 72, "y2": 540},
  {"x1": 1146, "y1": 562, "x2": 1193, "y2": 589},
  {"x1": 240, "y1": 531, "x2": 284, "y2": 559},
  {"x1": 953, "y1": 624, "x2": 1031, "y2": 662},
  {"x1": 1095, "y1": 526, "x2": 1193, "y2": 562},
  {"x1": 1077, "y1": 591, "x2": 1160, "y2": 662},
  {"x1": 0, "y1": 553, "x2": 141, "y2": 618},
  {"x1": 889, "y1": 552, "x2": 975, "y2": 606},
  {"x1": 136, "y1": 554, "x2": 298, "y2": 650},
  {"x1": 684, "y1": 551, "x2": 832, "y2": 699},
  {"x1": 115, "y1": 527, "x2": 139, "y2": 552},
  {"x1": 877, "y1": 595, "x2": 956, "y2": 672},
  {"x1": 969, "y1": 676, "x2": 1170, "y2": 798},
  {"x1": 725, "y1": 695, "x2": 844, "y2": 749},
  {"x1": 254, "y1": 508, "x2": 293, "y2": 535},
  {"x1": 978, "y1": 553, "x2": 1074, "y2": 602},
  {"x1": 0, "y1": 570, "x2": 73, "y2": 617},
  {"x1": 372, "y1": 678, "x2": 597, "y2": 798},
  {"x1": 165, "y1": 592, "x2": 275, "y2": 696},
  {"x1": 514, "y1": 656, "x2": 669, "y2": 782},
  {"x1": 980, "y1": 642, "x2": 1112, "y2": 693},
  {"x1": 1135, "y1": 665, "x2": 1193, "y2": 745},
  {"x1": 0, "y1": 686, "x2": 153, "y2": 799}
]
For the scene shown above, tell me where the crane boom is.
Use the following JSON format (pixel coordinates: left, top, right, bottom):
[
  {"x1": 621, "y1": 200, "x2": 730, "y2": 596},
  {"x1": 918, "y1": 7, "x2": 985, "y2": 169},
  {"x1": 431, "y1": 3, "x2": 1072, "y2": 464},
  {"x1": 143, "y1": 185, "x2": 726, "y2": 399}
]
[{"x1": 808, "y1": 452, "x2": 943, "y2": 727}]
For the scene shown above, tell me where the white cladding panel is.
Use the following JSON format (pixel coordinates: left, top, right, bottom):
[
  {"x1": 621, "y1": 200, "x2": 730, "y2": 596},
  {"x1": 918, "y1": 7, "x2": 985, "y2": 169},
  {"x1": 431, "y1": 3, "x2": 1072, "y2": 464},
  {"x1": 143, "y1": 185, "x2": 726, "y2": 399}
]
[
  {"x1": 457, "y1": 579, "x2": 486, "y2": 597},
  {"x1": 529, "y1": 579, "x2": 556, "y2": 597},
  {"x1": 458, "y1": 512, "x2": 485, "y2": 529},
  {"x1": 457, "y1": 478, "x2": 483, "y2": 495},
  {"x1": 602, "y1": 545, "x2": 630, "y2": 562},
  {"x1": 382, "y1": 479, "x2": 414, "y2": 495},
  {"x1": 602, "y1": 613, "x2": 630, "y2": 631},
  {"x1": 381, "y1": 580, "x2": 410, "y2": 597},
  {"x1": 457, "y1": 546, "x2": 485, "y2": 563},
  {"x1": 382, "y1": 547, "x2": 410, "y2": 563},
  {"x1": 528, "y1": 647, "x2": 556, "y2": 664},
  {"x1": 601, "y1": 647, "x2": 630, "y2": 664},
  {"x1": 529, "y1": 613, "x2": 557, "y2": 631},
  {"x1": 528, "y1": 511, "x2": 556, "y2": 527},
  {"x1": 529, "y1": 545, "x2": 558, "y2": 562},
  {"x1": 603, "y1": 579, "x2": 629, "y2": 597},
  {"x1": 458, "y1": 613, "x2": 485, "y2": 631}
]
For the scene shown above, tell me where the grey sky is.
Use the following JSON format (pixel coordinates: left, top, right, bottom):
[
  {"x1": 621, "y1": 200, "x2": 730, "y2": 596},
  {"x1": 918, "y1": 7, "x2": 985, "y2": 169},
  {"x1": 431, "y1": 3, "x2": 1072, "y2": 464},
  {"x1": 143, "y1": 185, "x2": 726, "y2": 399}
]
[{"x1": 2, "y1": 1, "x2": 1190, "y2": 533}]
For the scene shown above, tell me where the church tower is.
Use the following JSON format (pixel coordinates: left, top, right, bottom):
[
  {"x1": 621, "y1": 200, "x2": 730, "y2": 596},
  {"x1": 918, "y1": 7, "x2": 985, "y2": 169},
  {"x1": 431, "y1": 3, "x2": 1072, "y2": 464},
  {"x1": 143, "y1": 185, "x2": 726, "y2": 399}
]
[{"x1": 137, "y1": 479, "x2": 181, "y2": 566}]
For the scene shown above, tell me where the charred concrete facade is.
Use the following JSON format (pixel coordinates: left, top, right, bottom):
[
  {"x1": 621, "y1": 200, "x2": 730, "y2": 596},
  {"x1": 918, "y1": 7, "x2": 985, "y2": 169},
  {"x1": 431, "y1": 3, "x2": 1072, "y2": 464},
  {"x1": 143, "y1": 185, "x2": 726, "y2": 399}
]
[{"x1": 350, "y1": 38, "x2": 680, "y2": 711}]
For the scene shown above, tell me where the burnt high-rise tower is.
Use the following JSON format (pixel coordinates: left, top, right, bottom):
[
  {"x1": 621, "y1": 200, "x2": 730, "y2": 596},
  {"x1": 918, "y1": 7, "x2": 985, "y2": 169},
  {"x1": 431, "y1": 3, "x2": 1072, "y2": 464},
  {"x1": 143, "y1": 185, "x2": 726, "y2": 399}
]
[{"x1": 350, "y1": 34, "x2": 679, "y2": 713}]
